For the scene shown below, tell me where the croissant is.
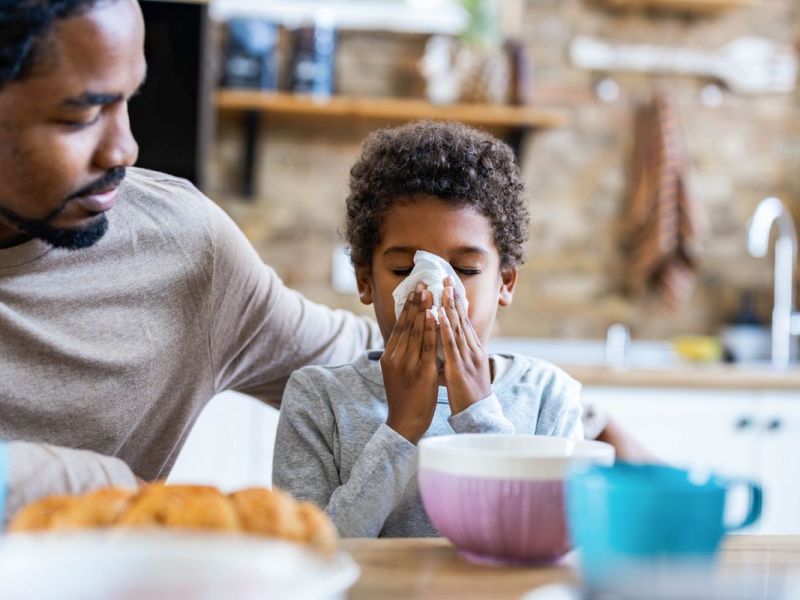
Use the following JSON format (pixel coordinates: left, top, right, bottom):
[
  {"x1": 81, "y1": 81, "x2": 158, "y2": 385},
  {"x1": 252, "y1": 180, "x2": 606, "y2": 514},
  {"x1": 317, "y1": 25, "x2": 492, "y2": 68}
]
[{"x1": 8, "y1": 483, "x2": 337, "y2": 555}]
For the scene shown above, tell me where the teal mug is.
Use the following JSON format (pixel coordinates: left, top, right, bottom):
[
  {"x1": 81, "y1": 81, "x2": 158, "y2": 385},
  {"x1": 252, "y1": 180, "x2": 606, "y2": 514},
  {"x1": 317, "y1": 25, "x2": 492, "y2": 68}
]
[{"x1": 567, "y1": 463, "x2": 762, "y2": 582}]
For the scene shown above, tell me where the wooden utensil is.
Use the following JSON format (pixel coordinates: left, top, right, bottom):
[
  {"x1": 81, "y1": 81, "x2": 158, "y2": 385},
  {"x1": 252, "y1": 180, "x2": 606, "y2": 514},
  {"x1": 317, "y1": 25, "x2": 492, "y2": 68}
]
[{"x1": 570, "y1": 35, "x2": 798, "y2": 95}]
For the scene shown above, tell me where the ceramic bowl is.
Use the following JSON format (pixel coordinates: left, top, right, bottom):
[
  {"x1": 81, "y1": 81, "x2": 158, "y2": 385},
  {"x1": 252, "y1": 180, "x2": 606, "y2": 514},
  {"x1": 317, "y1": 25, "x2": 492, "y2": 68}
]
[{"x1": 418, "y1": 434, "x2": 614, "y2": 565}]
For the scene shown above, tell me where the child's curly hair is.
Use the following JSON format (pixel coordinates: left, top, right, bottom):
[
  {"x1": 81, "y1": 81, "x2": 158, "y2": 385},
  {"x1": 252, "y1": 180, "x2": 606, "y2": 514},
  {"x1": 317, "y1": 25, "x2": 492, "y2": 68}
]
[{"x1": 345, "y1": 120, "x2": 529, "y2": 269}]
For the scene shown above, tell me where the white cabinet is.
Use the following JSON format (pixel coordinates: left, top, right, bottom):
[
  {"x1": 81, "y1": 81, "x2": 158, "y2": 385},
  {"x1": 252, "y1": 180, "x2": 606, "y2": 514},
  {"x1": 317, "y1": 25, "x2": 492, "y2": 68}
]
[
  {"x1": 167, "y1": 391, "x2": 279, "y2": 491},
  {"x1": 583, "y1": 387, "x2": 800, "y2": 534},
  {"x1": 758, "y1": 394, "x2": 800, "y2": 534},
  {"x1": 583, "y1": 388, "x2": 761, "y2": 479}
]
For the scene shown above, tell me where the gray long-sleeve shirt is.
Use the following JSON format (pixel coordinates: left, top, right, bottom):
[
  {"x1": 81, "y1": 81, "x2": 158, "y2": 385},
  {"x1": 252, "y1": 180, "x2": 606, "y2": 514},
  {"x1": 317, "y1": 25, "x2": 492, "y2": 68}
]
[{"x1": 273, "y1": 351, "x2": 583, "y2": 538}]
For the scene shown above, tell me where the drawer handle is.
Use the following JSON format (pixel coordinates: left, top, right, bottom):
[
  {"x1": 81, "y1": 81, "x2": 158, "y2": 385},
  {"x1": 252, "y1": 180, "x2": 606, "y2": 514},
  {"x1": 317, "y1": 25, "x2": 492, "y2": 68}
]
[
  {"x1": 735, "y1": 417, "x2": 754, "y2": 431},
  {"x1": 766, "y1": 418, "x2": 783, "y2": 432}
]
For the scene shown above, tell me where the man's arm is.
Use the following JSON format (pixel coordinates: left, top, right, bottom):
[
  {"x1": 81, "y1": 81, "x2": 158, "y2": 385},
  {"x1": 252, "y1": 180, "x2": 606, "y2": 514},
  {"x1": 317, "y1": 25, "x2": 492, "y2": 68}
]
[
  {"x1": 3, "y1": 441, "x2": 138, "y2": 526},
  {"x1": 202, "y1": 199, "x2": 382, "y2": 406}
]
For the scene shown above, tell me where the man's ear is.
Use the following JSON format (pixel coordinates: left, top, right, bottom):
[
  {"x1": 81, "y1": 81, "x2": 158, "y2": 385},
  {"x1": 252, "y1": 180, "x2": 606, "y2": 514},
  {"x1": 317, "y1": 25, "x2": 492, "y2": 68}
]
[
  {"x1": 498, "y1": 265, "x2": 518, "y2": 307},
  {"x1": 355, "y1": 265, "x2": 374, "y2": 306}
]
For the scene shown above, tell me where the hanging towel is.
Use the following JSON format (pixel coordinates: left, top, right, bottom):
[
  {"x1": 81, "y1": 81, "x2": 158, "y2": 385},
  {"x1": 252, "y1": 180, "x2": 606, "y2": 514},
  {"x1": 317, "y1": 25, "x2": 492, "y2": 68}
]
[{"x1": 626, "y1": 91, "x2": 708, "y2": 309}]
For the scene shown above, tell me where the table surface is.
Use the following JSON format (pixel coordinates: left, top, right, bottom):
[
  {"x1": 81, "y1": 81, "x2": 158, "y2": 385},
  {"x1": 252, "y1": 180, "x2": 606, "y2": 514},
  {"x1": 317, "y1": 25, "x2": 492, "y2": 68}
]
[{"x1": 340, "y1": 536, "x2": 800, "y2": 599}]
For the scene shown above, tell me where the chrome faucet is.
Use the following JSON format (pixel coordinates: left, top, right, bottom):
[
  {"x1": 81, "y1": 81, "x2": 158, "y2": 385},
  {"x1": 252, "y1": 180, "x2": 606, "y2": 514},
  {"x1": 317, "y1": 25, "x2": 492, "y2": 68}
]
[{"x1": 747, "y1": 197, "x2": 800, "y2": 368}]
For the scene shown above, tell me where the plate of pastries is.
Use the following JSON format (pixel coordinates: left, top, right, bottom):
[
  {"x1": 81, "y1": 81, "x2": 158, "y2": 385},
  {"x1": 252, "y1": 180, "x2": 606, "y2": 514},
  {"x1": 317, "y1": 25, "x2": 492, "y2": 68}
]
[{"x1": 0, "y1": 483, "x2": 357, "y2": 600}]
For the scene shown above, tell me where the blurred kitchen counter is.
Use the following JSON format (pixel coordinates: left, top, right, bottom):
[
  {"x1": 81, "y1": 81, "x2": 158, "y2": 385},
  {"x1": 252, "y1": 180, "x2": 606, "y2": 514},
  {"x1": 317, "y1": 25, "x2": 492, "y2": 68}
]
[
  {"x1": 487, "y1": 338, "x2": 800, "y2": 391},
  {"x1": 562, "y1": 363, "x2": 800, "y2": 390}
]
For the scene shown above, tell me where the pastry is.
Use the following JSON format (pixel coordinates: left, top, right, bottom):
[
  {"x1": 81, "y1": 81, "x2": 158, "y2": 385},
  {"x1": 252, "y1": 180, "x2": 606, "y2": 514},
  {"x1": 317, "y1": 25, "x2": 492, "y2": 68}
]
[
  {"x1": 50, "y1": 487, "x2": 137, "y2": 530},
  {"x1": 8, "y1": 483, "x2": 337, "y2": 555},
  {"x1": 118, "y1": 484, "x2": 239, "y2": 531},
  {"x1": 8, "y1": 495, "x2": 75, "y2": 532}
]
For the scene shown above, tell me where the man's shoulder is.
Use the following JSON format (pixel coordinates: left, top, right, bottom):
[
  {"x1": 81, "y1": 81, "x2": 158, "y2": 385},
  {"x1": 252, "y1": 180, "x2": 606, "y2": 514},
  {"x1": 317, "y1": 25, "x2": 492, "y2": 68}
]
[
  {"x1": 114, "y1": 168, "x2": 237, "y2": 252},
  {"x1": 120, "y1": 168, "x2": 210, "y2": 221},
  {"x1": 125, "y1": 167, "x2": 195, "y2": 189}
]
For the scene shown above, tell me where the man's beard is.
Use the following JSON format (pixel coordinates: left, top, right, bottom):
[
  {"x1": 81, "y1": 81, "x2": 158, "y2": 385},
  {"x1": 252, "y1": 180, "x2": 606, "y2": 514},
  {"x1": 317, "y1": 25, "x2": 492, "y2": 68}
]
[
  {"x1": 0, "y1": 167, "x2": 125, "y2": 250},
  {"x1": 0, "y1": 209, "x2": 109, "y2": 250}
]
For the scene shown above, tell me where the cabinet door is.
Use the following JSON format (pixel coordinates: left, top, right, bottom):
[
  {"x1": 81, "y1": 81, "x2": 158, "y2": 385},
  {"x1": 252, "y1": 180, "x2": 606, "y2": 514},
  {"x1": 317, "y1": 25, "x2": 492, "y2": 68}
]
[
  {"x1": 168, "y1": 391, "x2": 279, "y2": 491},
  {"x1": 583, "y1": 387, "x2": 763, "y2": 533},
  {"x1": 758, "y1": 393, "x2": 800, "y2": 534},
  {"x1": 582, "y1": 387, "x2": 761, "y2": 479}
]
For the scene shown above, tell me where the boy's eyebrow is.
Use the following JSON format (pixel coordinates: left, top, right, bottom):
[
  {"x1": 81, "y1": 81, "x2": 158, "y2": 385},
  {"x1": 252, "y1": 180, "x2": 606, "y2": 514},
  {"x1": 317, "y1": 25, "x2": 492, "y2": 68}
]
[
  {"x1": 382, "y1": 247, "x2": 416, "y2": 256},
  {"x1": 382, "y1": 246, "x2": 489, "y2": 257},
  {"x1": 452, "y1": 246, "x2": 490, "y2": 256}
]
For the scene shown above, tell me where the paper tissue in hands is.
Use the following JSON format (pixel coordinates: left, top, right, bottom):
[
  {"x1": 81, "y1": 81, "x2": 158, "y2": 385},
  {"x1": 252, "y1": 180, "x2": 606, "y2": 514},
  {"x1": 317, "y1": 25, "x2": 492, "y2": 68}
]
[{"x1": 391, "y1": 250, "x2": 469, "y2": 326}]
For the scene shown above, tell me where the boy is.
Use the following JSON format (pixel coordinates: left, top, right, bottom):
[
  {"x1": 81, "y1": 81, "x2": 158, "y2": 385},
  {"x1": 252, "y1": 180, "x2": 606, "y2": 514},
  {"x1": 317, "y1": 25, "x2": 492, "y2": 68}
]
[{"x1": 273, "y1": 121, "x2": 583, "y2": 537}]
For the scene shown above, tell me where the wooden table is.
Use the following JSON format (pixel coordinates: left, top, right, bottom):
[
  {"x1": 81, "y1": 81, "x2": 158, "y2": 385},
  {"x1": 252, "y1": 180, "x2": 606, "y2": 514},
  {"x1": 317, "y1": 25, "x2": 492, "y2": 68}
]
[{"x1": 340, "y1": 536, "x2": 800, "y2": 599}]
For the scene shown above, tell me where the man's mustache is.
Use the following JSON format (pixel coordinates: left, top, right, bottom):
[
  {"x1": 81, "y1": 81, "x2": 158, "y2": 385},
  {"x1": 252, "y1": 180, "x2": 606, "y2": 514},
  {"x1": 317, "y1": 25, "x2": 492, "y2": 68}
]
[
  {"x1": 67, "y1": 167, "x2": 127, "y2": 202},
  {"x1": 42, "y1": 167, "x2": 127, "y2": 223}
]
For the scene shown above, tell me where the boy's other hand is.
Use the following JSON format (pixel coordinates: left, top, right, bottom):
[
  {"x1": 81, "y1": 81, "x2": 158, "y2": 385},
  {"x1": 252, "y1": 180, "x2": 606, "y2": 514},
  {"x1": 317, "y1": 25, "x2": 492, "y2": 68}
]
[
  {"x1": 439, "y1": 278, "x2": 492, "y2": 415},
  {"x1": 381, "y1": 284, "x2": 439, "y2": 444}
]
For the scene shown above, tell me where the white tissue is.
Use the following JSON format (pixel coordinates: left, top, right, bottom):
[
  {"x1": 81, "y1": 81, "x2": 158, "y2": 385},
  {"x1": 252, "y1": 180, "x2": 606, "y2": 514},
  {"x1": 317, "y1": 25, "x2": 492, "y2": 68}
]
[{"x1": 391, "y1": 250, "x2": 469, "y2": 324}]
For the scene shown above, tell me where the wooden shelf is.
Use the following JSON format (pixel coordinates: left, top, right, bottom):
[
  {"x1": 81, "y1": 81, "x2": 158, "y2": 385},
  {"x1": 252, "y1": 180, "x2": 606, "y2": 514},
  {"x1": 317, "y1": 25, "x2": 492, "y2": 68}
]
[
  {"x1": 215, "y1": 90, "x2": 569, "y2": 130},
  {"x1": 216, "y1": 90, "x2": 569, "y2": 197},
  {"x1": 595, "y1": 0, "x2": 761, "y2": 13}
]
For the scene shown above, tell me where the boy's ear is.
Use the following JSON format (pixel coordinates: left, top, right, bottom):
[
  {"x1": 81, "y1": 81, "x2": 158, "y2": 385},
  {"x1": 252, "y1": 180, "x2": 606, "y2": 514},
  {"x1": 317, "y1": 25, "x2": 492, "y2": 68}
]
[
  {"x1": 355, "y1": 265, "x2": 375, "y2": 306},
  {"x1": 498, "y1": 265, "x2": 518, "y2": 307}
]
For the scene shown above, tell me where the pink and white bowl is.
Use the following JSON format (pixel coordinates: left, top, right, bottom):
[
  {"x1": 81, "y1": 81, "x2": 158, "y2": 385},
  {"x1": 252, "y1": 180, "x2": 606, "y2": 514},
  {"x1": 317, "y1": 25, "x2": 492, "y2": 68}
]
[{"x1": 418, "y1": 434, "x2": 614, "y2": 565}]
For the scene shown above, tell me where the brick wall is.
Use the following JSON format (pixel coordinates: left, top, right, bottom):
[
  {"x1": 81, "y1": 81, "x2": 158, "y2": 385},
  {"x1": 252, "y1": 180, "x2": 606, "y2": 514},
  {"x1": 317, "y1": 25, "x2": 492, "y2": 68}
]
[{"x1": 211, "y1": 0, "x2": 800, "y2": 340}]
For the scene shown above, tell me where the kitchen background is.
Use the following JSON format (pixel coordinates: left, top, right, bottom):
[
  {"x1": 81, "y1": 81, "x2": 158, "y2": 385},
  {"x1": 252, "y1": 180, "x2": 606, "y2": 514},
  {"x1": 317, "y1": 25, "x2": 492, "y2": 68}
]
[
  {"x1": 209, "y1": 0, "x2": 800, "y2": 340},
  {"x1": 132, "y1": 0, "x2": 800, "y2": 534}
]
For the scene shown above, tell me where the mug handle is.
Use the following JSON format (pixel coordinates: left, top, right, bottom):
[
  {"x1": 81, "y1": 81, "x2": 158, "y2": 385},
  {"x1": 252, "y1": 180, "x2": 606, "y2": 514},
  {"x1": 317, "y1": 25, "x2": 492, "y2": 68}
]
[{"x1": 724, "y1": 480, "x2": 763, "y2": 532}]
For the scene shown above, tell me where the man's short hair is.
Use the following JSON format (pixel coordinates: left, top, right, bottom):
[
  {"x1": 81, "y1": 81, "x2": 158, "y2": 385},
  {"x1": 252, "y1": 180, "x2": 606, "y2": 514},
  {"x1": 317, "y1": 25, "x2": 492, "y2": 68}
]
[{"x1": 0, "y1": 0, "x2": 102, "y2": 87}]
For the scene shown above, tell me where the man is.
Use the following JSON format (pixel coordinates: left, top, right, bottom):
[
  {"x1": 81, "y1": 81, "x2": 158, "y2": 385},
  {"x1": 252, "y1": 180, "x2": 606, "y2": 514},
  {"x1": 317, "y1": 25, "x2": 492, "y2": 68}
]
[{"x1": 0, "y1": 0, "x2": 380, "y2": 519}]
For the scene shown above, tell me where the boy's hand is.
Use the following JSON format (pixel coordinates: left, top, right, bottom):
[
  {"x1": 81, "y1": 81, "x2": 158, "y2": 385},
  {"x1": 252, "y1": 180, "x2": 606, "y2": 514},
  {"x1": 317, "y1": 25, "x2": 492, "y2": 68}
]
[
  {"x1": 381, "y1": 284, "x2": 439, "y2": 444},
  {"x1": 439, "y1": 278, "x2": 492, "y2": 415}
]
